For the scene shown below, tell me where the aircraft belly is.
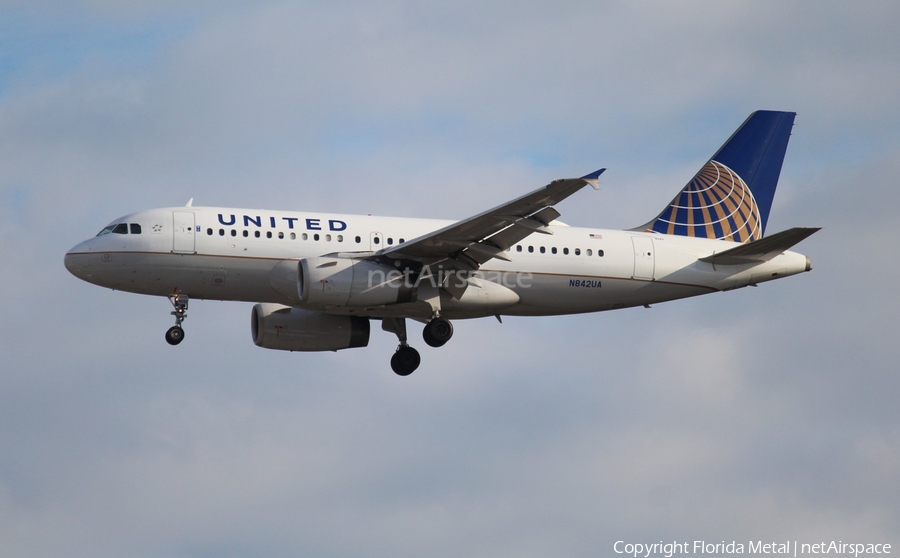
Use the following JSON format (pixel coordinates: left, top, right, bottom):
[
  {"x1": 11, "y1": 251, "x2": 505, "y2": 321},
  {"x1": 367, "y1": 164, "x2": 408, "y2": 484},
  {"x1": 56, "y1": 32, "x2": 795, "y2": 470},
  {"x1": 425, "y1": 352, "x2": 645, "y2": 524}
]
[
  {"x1": 504, "y1": 273, "x2": 709, "y2": 316},
  {"x1": 73, "y1": 252, "x2": 294, "y2": 304}
]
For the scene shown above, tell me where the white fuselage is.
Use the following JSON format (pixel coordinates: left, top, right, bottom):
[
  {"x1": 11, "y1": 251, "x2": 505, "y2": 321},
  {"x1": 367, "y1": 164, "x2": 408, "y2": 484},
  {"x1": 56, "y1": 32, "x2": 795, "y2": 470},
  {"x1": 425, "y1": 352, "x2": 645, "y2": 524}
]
[{"x1": 64, "y1": 206, "x2": 811, "y2": 320}]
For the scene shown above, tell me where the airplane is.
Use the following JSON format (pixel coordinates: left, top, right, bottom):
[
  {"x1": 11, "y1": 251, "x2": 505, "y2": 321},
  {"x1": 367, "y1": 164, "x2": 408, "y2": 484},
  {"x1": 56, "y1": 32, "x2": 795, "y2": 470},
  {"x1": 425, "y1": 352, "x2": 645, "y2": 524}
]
[{"x1": 65, "y1": 110, "x2": 818, "y2": 376}]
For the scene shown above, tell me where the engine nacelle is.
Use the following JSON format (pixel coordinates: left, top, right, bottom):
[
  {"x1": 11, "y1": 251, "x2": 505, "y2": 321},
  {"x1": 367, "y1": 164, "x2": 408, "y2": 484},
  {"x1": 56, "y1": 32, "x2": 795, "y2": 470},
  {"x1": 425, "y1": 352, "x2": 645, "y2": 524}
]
[
  {"x1": 298, "y1": 257, "x2": 415, "y2": 308},
  {"x1": 251, "y1": 303, "x2": 369, "y2": 351}
]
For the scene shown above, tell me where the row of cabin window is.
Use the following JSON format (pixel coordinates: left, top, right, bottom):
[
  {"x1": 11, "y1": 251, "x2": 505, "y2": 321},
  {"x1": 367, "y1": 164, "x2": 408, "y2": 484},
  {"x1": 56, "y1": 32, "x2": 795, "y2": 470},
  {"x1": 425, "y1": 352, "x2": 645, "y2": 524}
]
[
  {"x1": 515, "y1": 245, "x2": 605, "y2": 257},
  {"x1": 203, "y1": 228, "x2": 602, "y2": 256},
  {"x1": 372, "y1": 236, "x2": 405, "y2": 245},
  {"x1": 207, "y1": 228, "x2": 406, "y2": 245},
  {"x1": 97, "y1": 223, "x2": 141, "y2": 236}
]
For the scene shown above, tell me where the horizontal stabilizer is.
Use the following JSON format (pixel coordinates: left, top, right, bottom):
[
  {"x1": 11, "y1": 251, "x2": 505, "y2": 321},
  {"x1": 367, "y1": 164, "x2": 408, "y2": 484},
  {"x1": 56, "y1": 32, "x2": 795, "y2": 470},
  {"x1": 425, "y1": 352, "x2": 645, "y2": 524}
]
[{"x1": 699, "y1": 227, "x2": 820, "y2": 265}]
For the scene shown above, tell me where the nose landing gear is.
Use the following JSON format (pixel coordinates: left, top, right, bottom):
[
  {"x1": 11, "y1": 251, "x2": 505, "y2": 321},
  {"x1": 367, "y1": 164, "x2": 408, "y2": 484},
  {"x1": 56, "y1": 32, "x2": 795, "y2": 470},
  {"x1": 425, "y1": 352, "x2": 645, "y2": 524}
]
[{"x1": 165, "y1": 294, "x2": 189, "y2": 346}]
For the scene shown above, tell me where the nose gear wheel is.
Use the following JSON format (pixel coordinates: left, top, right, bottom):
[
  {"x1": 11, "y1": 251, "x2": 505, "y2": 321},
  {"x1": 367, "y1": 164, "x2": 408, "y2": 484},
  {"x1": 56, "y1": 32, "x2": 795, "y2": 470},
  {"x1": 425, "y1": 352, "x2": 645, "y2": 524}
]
[{"x1": 165, "y1": 326, "x2": 184, "y2": 345}]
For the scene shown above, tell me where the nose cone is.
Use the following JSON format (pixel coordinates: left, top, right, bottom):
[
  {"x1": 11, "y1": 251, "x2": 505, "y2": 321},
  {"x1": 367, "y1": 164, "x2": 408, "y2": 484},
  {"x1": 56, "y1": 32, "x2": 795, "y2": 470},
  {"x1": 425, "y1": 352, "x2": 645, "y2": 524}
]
[{"x1": 64, "y1": 241, "x2": 93, "y2": 281}]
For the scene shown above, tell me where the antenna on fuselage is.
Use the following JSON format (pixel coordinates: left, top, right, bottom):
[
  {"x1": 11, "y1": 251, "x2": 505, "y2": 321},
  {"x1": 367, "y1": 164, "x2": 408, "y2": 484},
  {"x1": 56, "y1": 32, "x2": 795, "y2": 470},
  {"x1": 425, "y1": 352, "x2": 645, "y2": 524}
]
[{"x1": 185, "y1": 198, "x2": 194, "y2": 207}]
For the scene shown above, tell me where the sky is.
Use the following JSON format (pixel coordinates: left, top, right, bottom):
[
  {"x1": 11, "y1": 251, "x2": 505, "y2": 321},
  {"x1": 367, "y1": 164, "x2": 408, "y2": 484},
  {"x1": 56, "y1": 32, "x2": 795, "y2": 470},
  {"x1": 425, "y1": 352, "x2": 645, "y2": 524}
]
[{"x1": 1, "y1": 1, "x2": 898, "y2": 557}]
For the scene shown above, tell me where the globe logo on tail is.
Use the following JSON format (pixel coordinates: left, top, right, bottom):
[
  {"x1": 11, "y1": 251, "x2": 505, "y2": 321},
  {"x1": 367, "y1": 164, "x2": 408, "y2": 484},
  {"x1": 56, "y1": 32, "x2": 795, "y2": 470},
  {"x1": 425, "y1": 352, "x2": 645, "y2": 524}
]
[{"x1": 650, "y1": 160, "x2": 761, "y2": 242}]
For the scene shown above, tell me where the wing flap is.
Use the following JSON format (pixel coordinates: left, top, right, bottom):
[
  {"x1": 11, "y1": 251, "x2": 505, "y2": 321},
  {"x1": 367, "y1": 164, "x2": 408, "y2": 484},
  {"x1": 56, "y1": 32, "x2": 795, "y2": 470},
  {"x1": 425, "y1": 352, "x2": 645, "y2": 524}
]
[{"x1": 699, "y1": 227, "x2": 820, "y2": 265}]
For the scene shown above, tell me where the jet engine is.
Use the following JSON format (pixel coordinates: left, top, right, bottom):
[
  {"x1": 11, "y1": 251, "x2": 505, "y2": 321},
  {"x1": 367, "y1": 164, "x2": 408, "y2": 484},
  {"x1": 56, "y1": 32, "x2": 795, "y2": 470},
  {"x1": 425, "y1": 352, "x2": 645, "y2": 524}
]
[
  {"x1": 251, "y1": 303, "x2": 370, "y2": 351},
  {"x1": 298, "y1": 257, "x2": 416, "y2": 307}
]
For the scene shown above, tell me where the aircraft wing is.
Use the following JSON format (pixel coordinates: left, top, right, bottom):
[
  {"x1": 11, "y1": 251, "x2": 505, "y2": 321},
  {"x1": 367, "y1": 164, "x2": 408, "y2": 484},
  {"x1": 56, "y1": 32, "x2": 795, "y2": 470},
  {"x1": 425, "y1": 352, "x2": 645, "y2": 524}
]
[
  {"x1": 377, "y1": 169, "x2": 605, "y2": 266},
  {"x1": 699, "y1": 227, "x2": 820, "y2": 266}
]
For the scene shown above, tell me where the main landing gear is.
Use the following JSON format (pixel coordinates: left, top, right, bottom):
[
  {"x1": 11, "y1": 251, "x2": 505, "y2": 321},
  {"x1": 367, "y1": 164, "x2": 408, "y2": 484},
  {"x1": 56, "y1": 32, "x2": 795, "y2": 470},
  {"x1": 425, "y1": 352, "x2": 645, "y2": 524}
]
[
  {"x1": 383, "y1": 315, "x2": 455, "y2": 376},
  {"x1": 165, "y1": 294, "x2": 189, "y2": 346},
  {"x1": 383, "y1": 318, "x2": 419, "y2": 376},
  {"x1": 423, "y1": 316, "x2": 453, "y2": 347},
  {"x1": 391, "y1": 346, "x2": 421, "y2": 377}
]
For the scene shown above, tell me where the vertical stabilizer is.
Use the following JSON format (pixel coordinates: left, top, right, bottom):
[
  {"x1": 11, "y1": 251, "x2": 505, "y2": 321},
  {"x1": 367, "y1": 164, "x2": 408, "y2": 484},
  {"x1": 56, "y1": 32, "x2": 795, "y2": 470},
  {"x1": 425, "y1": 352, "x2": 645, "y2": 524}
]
[{"x1": 640, "y1": 111, "x2": 796, "y2": 242}]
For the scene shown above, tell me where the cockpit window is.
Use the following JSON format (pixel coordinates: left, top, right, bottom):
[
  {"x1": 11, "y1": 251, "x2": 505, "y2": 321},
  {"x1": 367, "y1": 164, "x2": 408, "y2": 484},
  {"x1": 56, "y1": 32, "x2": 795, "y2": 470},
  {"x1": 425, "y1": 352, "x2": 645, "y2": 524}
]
[{"x1": 96, "y1": 222, "x2": 140, "y2": 236}]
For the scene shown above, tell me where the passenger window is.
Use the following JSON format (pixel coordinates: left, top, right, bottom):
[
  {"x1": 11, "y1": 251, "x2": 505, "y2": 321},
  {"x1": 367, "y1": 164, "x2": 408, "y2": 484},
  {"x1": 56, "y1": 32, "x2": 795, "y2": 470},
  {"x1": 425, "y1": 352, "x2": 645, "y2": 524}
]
[
  {"x1": 207, "y1": 228, "x2": 213, "y2": 236},
  {"x1": 539, "y1": 246, "x2": 546, "y2": 254},
  {"x1": 586, "y1": 249, "x2": 592, "y2": 256},
  {"x1": 598, "y1": 249, "x2": 605, "y2": 257},
  {"x1": 355, "y1": 236, "x2": 361, "y2": 243},
  {"x1": 278, "y1": 232, "x2": 284, "y2": 239},
  {"x1": 130, "y1": 224, "x2": 142, "y2": 234},
  {"x1": 302, "y1": 233, "x2": 308, "y2": 241},
  {"x1": 551, "y1": 247, "x2": 557, "y2": 254},
  {"x1": 290, "y1": 232, "x2": 296, "y2": 240},
  {"x1": 255, "y1": 231, "x2": 260, "y2": 238},
  {"x1": 387, "y1": 238, "x2": 393, "y2": 245},
  {"x1": 516, "y1": 245, "x2": 522, "y2": 252},
  {"x1": 337, "y1": 235, "x2": 343, "y2": 242},
  {"x1": 267, "y1": 231, "x2": 273, "y2": 239},
  {"x1": 231, "y1": 230, "x2": 237, "y2": 237},
  {"x1": 313, "y1": 233, "x2": 319, "y2": 241},
  {"x1": 219, "y1": 229, "x2": 225, "y2": 236},
  {"x1": 563, "y1": 247, "x2": 569, "y2": 255},
  {"x1": 112, "y1": 223, "x2": 128, "y2": 234},
  {"x1": 243, "y1": 230, "x2": 249, "y2": 237},
  {"x1": 399, "y1": 238, "x2": 405, "y2": 243},
  {"x1": 373, "y1": 237, "x2": 380, "y2": 245},
  {"x1": 575, "y1": 248, "x2": 581, "y2": 256},
  {"x1": 325, "y1": 234, "x2": 332, "y2": 242},
  {"x1": 528, "y1": 246, "x2": 534, "y2": 253}
]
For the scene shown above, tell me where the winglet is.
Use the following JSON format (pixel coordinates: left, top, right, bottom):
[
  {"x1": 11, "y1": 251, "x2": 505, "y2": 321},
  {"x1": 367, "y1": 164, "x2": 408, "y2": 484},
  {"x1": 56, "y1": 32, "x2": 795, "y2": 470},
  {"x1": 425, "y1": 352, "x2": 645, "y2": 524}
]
[{"x1": 580, "y1": 168, "x2": 606, "y2": 190}]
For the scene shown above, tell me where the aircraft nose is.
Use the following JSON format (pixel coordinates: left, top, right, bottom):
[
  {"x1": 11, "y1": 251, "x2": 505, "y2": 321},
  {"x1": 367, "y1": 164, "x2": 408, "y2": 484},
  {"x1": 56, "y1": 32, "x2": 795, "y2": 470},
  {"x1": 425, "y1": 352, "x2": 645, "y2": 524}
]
[
  {"x1": 64, "y1": 241, "x2": 92, "y2": 280},
  {"x1": 64, "y1": 250, "x2": 78, "y2": 275}
]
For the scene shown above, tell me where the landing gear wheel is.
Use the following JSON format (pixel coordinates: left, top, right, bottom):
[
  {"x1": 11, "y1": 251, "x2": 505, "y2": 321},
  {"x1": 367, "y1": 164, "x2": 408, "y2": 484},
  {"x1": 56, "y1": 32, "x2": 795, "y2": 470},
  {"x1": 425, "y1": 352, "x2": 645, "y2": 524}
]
[
  {"x1": 422, "y1": 328, "x2": 442, "y2": 348},
  {"x1": 166, "y1": 294, "x2": 189, "y2": 346},
  {"x1": 391, "y1": 346, "x2": 421, "y2": 376},
  {"x1": 165, "y1": 326, "x2": 185, "y2": 346},
  {"x1": 423, "y1": 317, "x2": 453, "y2": 348}
]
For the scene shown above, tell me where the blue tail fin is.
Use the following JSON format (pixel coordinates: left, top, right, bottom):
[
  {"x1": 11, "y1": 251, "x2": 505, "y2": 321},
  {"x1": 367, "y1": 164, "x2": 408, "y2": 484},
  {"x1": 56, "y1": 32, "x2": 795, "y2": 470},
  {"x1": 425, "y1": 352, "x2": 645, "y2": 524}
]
[{"x1": 640, "y1": 111, "x2": 796, "y2": 242}]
